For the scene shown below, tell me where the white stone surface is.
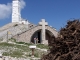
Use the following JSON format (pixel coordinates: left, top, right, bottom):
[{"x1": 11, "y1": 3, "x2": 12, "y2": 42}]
[
  {"x1": 29, "y1": 45, "x2": 36, "y2": 48},
  {"x1": 0, "y1": 54, "x2": 2, "y2": 56}
]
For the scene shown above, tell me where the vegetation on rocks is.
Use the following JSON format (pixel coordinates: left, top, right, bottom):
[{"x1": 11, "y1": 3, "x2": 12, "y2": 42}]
[{"x1": 0, "y1": 42, "x2": 48, "y2": 58}]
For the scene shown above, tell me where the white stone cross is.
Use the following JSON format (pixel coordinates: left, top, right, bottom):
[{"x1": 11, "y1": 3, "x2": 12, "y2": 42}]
[{"x1": 39, "y1": 19, "x2": 48, "y2": 44}]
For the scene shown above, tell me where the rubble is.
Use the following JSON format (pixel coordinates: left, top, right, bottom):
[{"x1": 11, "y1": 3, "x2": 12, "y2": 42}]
[{"x1": 41, "y1": 20, "x2": 80, "y2": 60}]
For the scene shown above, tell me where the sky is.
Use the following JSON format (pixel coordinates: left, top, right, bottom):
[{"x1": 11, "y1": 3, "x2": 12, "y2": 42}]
[{"x1": 0, "y1": 0, "x2": 80, "y2": 31}]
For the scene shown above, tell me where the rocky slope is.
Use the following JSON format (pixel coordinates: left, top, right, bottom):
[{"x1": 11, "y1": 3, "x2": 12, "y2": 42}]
[{"x1": 0, "y1": 22, "x2": 36, "y2": 41}]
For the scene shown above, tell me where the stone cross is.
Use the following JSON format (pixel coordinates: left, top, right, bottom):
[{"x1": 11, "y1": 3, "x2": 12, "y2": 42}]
[{"x1": 39, "y1": 19, "x2": 48, "y2": 44}]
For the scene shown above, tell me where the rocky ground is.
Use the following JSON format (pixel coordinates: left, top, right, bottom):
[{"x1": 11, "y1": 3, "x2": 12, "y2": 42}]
[
  {"x1": 3, "y1": 56, "x2": 40, "y2": 60},
  {"x1": 0, "y1": 41, "x2": 48, "y2": 60},
  {"x1": 0, "y1": 22, "x2": 36, "y2": 42}
]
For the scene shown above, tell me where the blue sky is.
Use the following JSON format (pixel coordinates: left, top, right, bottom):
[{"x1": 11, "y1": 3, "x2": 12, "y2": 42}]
[{"x1": 0, "y1": 0, "x2": 80, "y2": 31}]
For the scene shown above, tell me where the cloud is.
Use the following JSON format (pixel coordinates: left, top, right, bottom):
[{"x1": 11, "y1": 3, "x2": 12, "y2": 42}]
[
  {"x1": 20, "y1": 0, "x2": 26, "y2": 10},
  {"x1": 0, "y1": 0, "x2": 26, "y2": 20},
  {"x1": 0, "y1": 3, "x2": 12, "y2": 19}
]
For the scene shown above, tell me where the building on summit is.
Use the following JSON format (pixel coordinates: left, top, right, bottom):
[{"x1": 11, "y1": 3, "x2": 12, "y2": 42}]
[{"x1": 12, "y1": 0, "x2": 28, "y2": 24}]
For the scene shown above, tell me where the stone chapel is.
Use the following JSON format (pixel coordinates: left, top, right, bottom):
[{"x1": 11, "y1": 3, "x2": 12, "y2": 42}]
[{"x1": 13, "y1": 19, "x2": 58, "y2": 44}]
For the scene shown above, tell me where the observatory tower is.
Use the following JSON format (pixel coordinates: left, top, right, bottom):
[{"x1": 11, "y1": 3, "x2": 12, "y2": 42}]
[{"x1": 12, "y1": 0, "x2": 21, "y2": 23}]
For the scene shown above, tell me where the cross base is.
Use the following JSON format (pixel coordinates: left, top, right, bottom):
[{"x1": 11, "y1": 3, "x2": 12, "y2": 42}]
[{"x1": 41, "y1": 40, "x2": 48, "y2": 45}]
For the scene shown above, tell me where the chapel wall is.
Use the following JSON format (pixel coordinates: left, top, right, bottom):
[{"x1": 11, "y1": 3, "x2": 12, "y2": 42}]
[
  {"x1": 13, "y1": 26, "x2": 42, "y2": 43},
  {"x1": 13, "y1": 25, "x2": 58, "y2": 44}
]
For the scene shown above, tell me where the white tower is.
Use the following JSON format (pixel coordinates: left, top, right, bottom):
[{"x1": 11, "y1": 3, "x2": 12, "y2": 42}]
[{"x1": 12, "y1": 0, "x2": 21, "y2": 23}]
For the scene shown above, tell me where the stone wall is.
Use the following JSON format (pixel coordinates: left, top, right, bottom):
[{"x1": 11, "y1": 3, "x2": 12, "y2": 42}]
[{"x1": 13, "y1": 25, "x2": 58, "y2": 44}]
